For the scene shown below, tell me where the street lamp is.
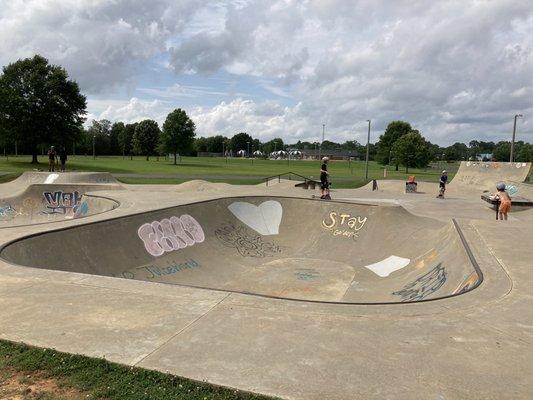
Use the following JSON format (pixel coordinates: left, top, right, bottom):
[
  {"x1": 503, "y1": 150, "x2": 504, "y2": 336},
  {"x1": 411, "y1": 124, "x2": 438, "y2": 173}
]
[
  {"x1": 510, "y1": 114, "x2": 523, "y2": 162},
  {"x1": 365, "y1": 120, "x2": 371, "y2": 180},
  {"x1": 92, "y1": 135, "x2": 96, "y2": 160}
]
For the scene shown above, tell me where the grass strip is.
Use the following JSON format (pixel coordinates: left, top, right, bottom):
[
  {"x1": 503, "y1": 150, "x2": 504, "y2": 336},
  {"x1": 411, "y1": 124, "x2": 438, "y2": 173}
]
[{"x1": 0, "y1": 340, "x2": 277, "y2": 400}]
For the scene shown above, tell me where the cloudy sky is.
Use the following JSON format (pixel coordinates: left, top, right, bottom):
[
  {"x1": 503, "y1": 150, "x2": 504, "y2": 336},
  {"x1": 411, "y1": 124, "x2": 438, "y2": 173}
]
[{"x1": 1, "y1": 0, "x2": 532, "y2": 145}]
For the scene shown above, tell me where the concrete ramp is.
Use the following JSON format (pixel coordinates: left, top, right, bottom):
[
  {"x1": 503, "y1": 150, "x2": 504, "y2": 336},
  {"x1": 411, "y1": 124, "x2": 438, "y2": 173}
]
[
  {"x1": 361, "y1": 162, "x2": 531, "y2": 198},
  {"x1": 0, "y1": 184, "x2": 119, "y2": 227},
  {"x1": 1, "y1": 197, "x2": 481, "y2": 303},
  {"x1": 451, "y1": 161, "x2": 531, "y2": 194},
  {"x1": 12, "y1": 171, "x2": 120, "y2": 185}
]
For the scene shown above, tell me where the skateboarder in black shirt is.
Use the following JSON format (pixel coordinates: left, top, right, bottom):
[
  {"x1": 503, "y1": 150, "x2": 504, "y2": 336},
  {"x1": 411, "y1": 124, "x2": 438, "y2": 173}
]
[{"x1": 320, "y1": 157, "x2": 331, "y2": 200}]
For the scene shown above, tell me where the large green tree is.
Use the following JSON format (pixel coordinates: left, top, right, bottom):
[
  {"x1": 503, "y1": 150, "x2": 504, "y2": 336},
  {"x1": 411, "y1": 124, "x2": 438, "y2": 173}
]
[
  {"x1": 86, "y1": 119, "x2": 112, "y2": 156},
  {"x1": 391, "y1": 130, "x2": 432, "y2": 173},
  {"x1": 0, "y1": 55, "x2": 86, "y2": 163},
  {"x1": 109, "y1": 122, "x2": 124, "y2": 155},
  {"x1": 132, "y1": 119, "x2": 160, "y2": 161},
  {"x1": 229, "y1": 132, "x2": 253, "y2": 154},
  {"x1": 492, "y1": 141, "x2": 532, "y2": 162},
  {"x1": 119, "y1": 122, "x2": 137, "y2": 159},
  {"x1": 160, "y1": 109, "x2": 196, "y2": 164},
  {"x1": 195, "y1": 135, "x2": 228, "y2": 154},
  {"x1": 263, "y1": 138, "x2": 284, "y2": 154},
  {"x1": 444, "y1": 142, "x2": 469, "y2": 161},
  {"x1": 376, "y1": 121, "x2": 412, "y2": 169}
]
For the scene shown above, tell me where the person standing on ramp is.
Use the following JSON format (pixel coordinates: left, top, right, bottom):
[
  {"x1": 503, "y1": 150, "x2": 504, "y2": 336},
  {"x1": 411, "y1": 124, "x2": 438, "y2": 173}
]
[
  {"x1": 320, "y1": 157, "x2": 331, "y2": 200},
  {"x1": 437, "y1": 170, "x2": 448, "y2": 198},
  {"x1": 494, "y1": 182, "x2": 512, "y2": 220}
]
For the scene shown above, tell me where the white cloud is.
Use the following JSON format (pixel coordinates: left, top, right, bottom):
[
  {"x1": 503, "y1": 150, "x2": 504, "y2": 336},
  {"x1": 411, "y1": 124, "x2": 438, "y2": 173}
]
[
  {"x1": 0, "y1": 0, "x2": 206, "y2": 92},
  {"x1": 95, "y1": 97, "x2": 171, "y2": 125},
  {"x1": 1, "y1": 0, "x2": 532, "y2": 144}
]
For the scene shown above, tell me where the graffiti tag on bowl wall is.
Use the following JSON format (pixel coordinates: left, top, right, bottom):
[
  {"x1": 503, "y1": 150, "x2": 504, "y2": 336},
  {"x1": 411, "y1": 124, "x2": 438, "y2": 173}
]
[
  {"x1": 322, "y1": 212, "x2": 368, "y2": 239},
  {"x1": 116, "y1": 259, "x2": 200, "y2": 280},
  {"x1": 0, "y1": 205, "x2": 17, "y2": 219},
  {"x1": 138, "y1": 215, "x2": 205, "y2": 257},
  {"x1": 42, "y1": 191, "x2": 82, "y2": 214}
]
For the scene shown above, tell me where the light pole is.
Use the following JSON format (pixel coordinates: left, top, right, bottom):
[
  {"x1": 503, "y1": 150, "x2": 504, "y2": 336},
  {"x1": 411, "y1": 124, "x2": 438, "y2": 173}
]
[
  {"x1": 365, "y1": 120, "x2": 371, "y2": 180},
  {"x1": 318, "y1": 124, "x2": 325, "y2": 161},
  {"x1": 247, "y1": 141, "x2": 250, "y2": 158},
  {"x1": 510, "y1": 114, "x2": 523, "y2": 162},
  {"x1": 92, "y1": 135, "x2": 96, "y2": 160}
]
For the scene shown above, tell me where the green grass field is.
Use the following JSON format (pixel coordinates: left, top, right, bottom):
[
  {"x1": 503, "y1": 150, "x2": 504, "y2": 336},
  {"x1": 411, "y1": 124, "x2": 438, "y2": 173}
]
[{"x1": 0, "y1": 155, "x2": 459, "y2": 188}]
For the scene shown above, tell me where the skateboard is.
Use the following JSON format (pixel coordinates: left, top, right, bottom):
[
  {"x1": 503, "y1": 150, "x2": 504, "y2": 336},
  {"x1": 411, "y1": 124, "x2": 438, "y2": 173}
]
[{"x1": 312, "y1": 194, "x2": 331, "y2": 200}]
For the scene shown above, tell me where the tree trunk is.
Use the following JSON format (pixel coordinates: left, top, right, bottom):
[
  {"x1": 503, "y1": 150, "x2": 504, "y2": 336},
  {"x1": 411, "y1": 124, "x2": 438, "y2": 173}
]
[
  {"x1": 395, "y1": 163, "x2": 399, "y2": 171},
  {"x1": 405, "y1": 166, "x2": 408, "y2": 173},
  {"x1": 173, "y1": 152, "x2": 177, "y2": 165},
  {"x1": 146, "y1": 155, "x2": 149, "y2": 161},
  {"x1": 31, "y1": 153, "x2": 39, "y2": 164}
]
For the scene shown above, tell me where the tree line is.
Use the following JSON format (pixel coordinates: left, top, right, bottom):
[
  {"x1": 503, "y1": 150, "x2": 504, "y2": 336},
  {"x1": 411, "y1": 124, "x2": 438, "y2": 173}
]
[{"x1": 0, "y1": 55, "x2": 531, "y2": 167}]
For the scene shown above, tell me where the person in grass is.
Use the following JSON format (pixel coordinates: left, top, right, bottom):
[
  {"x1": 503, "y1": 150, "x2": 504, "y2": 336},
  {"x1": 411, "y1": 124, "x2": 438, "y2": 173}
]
[
  {"x1": 494, "y1": 182, "x2": 512, "y2": 220},
  {"x1": 59, "y1": 146, "x2": 68, "y2": 172},
  {"x1": 47, "y1": 146, "x2": 57, "y2": 172},
  {"x1": 320, "y1": 156, "x2": 331, "y2": 199}
]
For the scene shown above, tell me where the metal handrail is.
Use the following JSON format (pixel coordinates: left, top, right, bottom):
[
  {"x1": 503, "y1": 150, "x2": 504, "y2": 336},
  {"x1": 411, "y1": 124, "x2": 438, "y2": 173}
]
[{"x1": 264, "y1": 172, "x2": 319, "y2": 186}]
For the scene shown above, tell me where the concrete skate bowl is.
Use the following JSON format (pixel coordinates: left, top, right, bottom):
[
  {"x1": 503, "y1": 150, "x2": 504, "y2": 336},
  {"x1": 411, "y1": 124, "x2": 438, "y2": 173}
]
[
  {"x1": 0, "y1": 197, "x2": 483, "y2": 304},
  {"x1": 0, "y1": 184, "x2": 119, "y2": 227}
]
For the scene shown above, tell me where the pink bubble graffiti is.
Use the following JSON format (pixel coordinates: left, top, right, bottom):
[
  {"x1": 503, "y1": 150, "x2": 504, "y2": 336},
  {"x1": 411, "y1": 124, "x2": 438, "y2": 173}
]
[{"x1": 137, "y1": 214, "x2": 205, "y2": 257}]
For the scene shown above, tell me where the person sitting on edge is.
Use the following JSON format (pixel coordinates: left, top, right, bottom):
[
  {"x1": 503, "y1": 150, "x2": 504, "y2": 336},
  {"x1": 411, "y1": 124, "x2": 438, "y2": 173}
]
[
  {"x1": 437, "y1": 170, "x2": 448, "y2": 198},
  {"x1": 494, "y1": 182, "x2": 512, "y2": 221},
  {"x1": 47, "y1": 146, "x2": 57, "y2": 172},
  {"x1": 320, "y1": 156, "x2": 330, "y2": 199}
]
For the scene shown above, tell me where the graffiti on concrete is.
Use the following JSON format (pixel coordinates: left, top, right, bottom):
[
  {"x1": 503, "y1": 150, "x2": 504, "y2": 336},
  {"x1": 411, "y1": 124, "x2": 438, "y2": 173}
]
[
  {"x1": 322, "y1": 211, "x2": 368, "y2": 239},
  {"x1": 392, "y1": 264, "x2": 447, "y2": 301},
  {"x1": 42, "y1": 191, "x2": 81, "y2": 215},
  {"x1": 295, "y1": 268, "x2": 321, "y2": 281},
  {"x1": 74, "y1": 201, "x2": 89, "y2": 218},
  {"x1": 453, "y1": 272, "x2": 479, "y2": 295},
  {"x1": 116, "y1": 259, "x2": 200, "y2": 280},
  {"x1": 505, "y1": 185, "x2": 518, "y2": 196},
  {"x1": 228, "y1": 200, "x2": 282, "y2": 235},
  {"x1": 364, "y1": 255, "x2": 411, "y2": 277},
  {"x1": 0, "y1": 204, "x2": 17, "y2": 220},
  {"x1": 138, "y1": 215, "x2": 205, "y2": 257},
  {"x1": 215, "y1": 223, "x2": 281, "y2": 257},
  {"x1": 44, "y1": 173, "x2": 59, "y2": 184}
]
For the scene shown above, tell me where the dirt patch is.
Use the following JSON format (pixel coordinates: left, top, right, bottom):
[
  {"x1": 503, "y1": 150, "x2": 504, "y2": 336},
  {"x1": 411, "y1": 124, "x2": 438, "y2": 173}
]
[{"x1": 0, "y1": 368, "x2": 86, "y2": 400}]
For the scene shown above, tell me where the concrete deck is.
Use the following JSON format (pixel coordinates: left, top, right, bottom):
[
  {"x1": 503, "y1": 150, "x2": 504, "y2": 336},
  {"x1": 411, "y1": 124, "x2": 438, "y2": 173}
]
[{"x1": 0, "y1": 167, "x2": 532, "y2": 399}]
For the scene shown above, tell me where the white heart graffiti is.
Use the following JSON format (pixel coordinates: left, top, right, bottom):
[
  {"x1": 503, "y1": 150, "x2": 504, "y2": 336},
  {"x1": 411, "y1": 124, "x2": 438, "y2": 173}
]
[
  {"x1": 228, "y1": 200, "x2": 283, "y2": 235},
  {"x1": 137, "y1": 214, "x2": 205, "y2": 257}
]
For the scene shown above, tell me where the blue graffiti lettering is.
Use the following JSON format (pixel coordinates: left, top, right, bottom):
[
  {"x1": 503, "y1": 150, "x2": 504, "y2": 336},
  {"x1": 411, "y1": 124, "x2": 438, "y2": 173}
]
[{"x1": 42, "y1": 191, "x2": 81, "y2": 214}]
